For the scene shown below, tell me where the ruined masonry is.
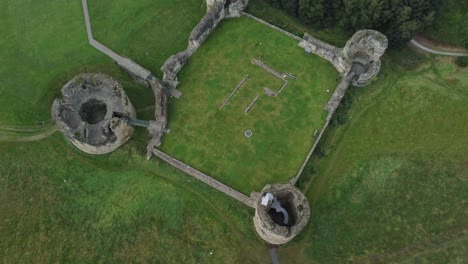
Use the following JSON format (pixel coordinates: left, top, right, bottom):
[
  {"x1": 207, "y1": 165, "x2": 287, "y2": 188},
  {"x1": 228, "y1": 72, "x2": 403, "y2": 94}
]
[
  {"x1": 52, "y1": 74, "x2": 136, "y2": 154},
  {"x1": 53, "y1": 0, "x2": 387, "y2": 246}
]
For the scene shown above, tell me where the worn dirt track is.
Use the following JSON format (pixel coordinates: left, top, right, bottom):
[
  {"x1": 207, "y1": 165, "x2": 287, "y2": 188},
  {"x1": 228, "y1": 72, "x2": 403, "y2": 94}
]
[{"x1": 0, "y1": 124, "x2": 57, "y2": 142}]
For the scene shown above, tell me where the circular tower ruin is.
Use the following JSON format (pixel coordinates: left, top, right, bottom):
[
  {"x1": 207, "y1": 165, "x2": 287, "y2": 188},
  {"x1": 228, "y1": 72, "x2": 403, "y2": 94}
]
[
  {"x1": 343, "y1": 30, "x2": 388, "y2": 87},
  {"x1": 253, "y1": 184, "x2": 310, "y2": 244},
  {"x1": 52, "y1": 73, "x2": 136, "y2": 154}
]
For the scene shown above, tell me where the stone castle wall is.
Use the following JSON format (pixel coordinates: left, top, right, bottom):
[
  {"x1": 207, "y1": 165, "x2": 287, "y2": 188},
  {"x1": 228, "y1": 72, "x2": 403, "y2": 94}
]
[
  {"x1": 161, "y1": 0, "x2": 249, "y2": 90},
  {"x1": 299, "y1": 33, "x2": 349, "y2": 74}
]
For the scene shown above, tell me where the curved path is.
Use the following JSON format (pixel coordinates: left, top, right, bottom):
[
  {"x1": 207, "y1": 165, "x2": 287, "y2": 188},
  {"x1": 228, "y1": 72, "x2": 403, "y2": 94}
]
[
  {"x1": 410, "y1": 39, "x2": 468, "y2": 57},
  {"x1": 0, "y1": 124, "x2": 57, "y2": 142}
]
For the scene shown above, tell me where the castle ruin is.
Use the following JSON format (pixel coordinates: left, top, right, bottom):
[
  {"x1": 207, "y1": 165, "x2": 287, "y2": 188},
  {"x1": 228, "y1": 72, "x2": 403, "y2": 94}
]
[
  {"x1": 52, "y1": 73, "x2": 136, "y2": 154},
  {"x1": 51, "y1": 0, "x2": 388, "y2": 246}
]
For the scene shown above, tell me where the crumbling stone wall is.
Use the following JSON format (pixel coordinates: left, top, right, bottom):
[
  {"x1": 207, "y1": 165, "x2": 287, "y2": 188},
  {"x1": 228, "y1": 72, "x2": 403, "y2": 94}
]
[
  {"x1": 299, "y1": 30, "x2": 388, "y2": 87},
  {"x1": 153, "y1": 148, "x2": 256, "y2": 207},
  {"x1": 300, "y1": 33, "x2": 348, "y2": 74},
  {"x1": 253, "y1": 184, "x2": 310, "y2": 244},
  {"x1": 343, "y1": 30, "x2": 388, "y2": 86},
  {"x1": 52, "y1": 73, "x2": 136, "y2": 154},
  {"x1": 293, "y1": 30, "x2": 387, "y2": 185},
  {"x1": 145, "y1": 79, "x2": 168, "y2": 158},
  {"x1": 160, "y1": 0, "x2": 249, "y2": 91}
]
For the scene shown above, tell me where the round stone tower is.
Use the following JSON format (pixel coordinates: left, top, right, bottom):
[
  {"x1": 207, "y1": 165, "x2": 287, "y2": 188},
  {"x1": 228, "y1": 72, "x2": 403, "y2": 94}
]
[
  {"x1": 253, "y1": 184, "x2": 310, "y2": 244},
  {"x1": 52, "y1": 73, "x2": 136, "y2": 154},
  {"x1": 343, "y1": 30, "x2": 388, "y2": 87}
]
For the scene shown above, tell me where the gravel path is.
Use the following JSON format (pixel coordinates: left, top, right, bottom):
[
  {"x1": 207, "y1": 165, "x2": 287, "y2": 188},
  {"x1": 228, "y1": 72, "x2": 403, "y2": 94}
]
[{"x1": 410, "y1": 39, "x2": 468, "y2": 57}]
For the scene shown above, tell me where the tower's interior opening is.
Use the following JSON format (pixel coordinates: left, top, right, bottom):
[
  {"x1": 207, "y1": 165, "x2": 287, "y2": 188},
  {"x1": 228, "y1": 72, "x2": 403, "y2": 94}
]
[
  {"x1": 267, "y1": 191, "x2": 297, "y2": 227},
  {"x1": 351, "y1": 62, "x2": 368, "y2": 77},
  {"x1": 79, "y1": 99, "x2": 108, "y2": 125}
]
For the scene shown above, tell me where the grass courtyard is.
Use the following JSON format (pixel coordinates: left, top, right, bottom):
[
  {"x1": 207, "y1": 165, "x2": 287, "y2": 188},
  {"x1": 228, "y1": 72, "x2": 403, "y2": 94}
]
[{"x1": 161, "y1": 16, "x2": 339, "y2": 193}]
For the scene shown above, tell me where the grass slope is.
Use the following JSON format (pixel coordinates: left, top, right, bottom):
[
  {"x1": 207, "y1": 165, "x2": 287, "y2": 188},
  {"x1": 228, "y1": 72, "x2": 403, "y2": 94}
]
[
  {"x1": 88, "y1": 0, "x2": 206, "y2": 77},
  {"x1": 0, "y1": 132, "x2": 267, "y2": 263},
  {"x1": 0, "y1": 0, "x2": 157, "y2": 127},
  {"x1": 285, "y1": 54, "x2": 468, "y2": 263},
  {"x1": 161, "y1": 17, "x2": 339, "y2": 193}
]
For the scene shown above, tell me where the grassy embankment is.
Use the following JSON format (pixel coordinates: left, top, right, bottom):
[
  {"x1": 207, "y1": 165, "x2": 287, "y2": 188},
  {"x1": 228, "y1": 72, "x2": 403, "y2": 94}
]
[
  {"x1": 284, "y1": 51, "x2": 468, "y2": 263},
  {"x1": 89, "y1": 0, "x2": 206, "y2": 78}
]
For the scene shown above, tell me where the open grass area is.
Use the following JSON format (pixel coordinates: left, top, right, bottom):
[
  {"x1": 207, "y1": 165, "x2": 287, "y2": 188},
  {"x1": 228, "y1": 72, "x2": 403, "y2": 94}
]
[
  {"x1": 161, "y1": 16, "x2": 339, "y2": 193},
  {"x1": 0, "y1": 0, "x2": 155, "y2": 127},
  {"x1": 0, "y1": 132, "x2": 268, "y2": 263},
  {"x1": 284, "y1": 53, "x2": 468, "y2": 263},
  {"x1": 88, "y1": 0, "x2": 206, "y2": 77}
]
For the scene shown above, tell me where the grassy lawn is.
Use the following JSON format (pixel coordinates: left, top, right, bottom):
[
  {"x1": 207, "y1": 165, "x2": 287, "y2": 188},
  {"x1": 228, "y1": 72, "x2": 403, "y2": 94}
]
[
  {"x1": 424, "y1": 0, "x2": 468, "y2": 47},
  {"x1": 0, "y1": 132, "x2": 268, "y2": 263},
  {"x1": 0, "y1": 0, "x2": 155, "y2": 127},
  {"x1": 88, "y1": 0, "x2": 206, "y2": 77},
  {"x1": 284, "y1": 53, "x2": 468, "y2": 263},
  {"x1": 161, "y1": 16, "x2": 339, "y2": 193}
]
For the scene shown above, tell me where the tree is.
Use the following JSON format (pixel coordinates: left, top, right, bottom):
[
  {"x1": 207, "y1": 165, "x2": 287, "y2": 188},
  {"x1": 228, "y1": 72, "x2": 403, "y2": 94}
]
[
  {"x1": 455, "y1": 57, "x2": 468, "y2": 67},
  {"x1": 341, "y1": 0, "x2": 387, "y2": 30},
  {"x1": 298, "y1": 0, "x2": 331, "y2": 28},
  {"x1": 280, "y1": 0, "x2": 299, "y2": 16},
  {"x1": 267, "y1": 0, "x2": 443, "y2": 47}
]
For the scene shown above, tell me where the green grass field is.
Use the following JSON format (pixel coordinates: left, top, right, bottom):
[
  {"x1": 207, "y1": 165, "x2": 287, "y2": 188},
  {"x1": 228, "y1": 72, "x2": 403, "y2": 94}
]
[
  {"x1": 285, "y1": 54, "x2": 468, "y2": 263},
  {"x1": 1, "y1": 0, "x2": 467, "y2": 262},
  {"x1": 88, "y1": 0, "x2": 206, "y2": 77},
  {"x1": 0, "y1": 132, "x2": 268, "y2": 263},
  {"x1": 0, "y1": 0, "x2": 159, "y2": 127},
  {"x1": 161, "y1": 17, "x2": 339, "y2": 193}
]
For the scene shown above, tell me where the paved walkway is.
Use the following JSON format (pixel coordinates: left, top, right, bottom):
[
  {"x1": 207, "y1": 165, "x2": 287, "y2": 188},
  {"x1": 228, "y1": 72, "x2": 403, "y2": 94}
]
[
  {"x1": 410, "y1": 39, "x2": 468, "y2": 57},
  {"x1": 152, "y1": 149, "x2": 256, "y2": 208}
]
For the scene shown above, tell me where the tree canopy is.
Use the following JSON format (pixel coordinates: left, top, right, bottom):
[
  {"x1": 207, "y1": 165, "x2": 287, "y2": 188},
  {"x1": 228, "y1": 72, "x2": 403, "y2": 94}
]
[{"x1": 263, "y1": 0, "x2": 442, "y2": 47}]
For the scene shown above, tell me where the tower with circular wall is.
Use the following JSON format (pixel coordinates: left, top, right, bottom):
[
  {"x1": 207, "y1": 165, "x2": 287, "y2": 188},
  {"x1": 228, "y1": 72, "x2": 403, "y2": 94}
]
[
  {"x1": 253, "y1": 184, "x2": 311, "y2": 244},
  {"x1": 52, "y1": 73, "x2": 136, "y2": 154},
  {"x1": 343, "y1": 30, "x2": 388, "y2": 87}
]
